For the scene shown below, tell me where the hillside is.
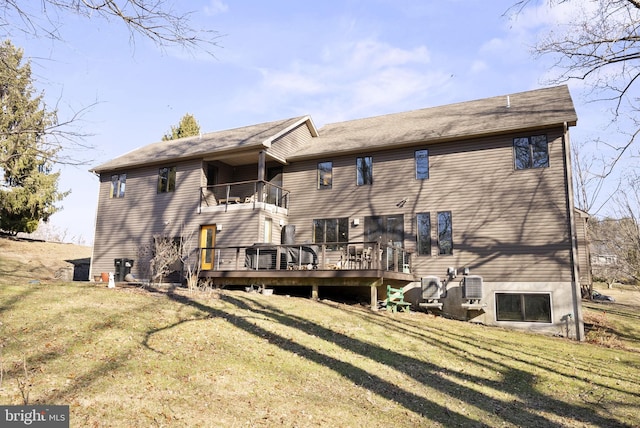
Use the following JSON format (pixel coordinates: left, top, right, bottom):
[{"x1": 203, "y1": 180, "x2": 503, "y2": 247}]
[
  {"x1": 1, "y1": 237, "x2": 640, "y2": 426},
  {"x1": 0, "y1": 236, "x2": 92, "y2": 282}
]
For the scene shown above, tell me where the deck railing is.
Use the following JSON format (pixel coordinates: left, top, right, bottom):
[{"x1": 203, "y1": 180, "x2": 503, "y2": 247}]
[
  {"x1": 199, "y1": 180, "x2": 290, "y2": 212},
  {"x1": 200, "y1": 241, "x2": 412, "y2": 273}
]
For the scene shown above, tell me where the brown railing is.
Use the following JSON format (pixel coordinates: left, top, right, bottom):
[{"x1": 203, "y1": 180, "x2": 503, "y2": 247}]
[
  {"x1": 200, "y1": 241, "x2": 412, "y2": 273},
  {"x1": 199, "y1": 180, "x2": 290, "y2": 212}
]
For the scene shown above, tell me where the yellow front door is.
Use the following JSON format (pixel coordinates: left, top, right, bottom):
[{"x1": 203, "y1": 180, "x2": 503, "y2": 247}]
[{"x1": 200, "y1": 225, "x2": 216, "y2": 270}]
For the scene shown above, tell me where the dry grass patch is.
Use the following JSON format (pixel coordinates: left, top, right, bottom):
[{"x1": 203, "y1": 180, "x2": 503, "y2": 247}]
[
  {"x1": 1, "y1": 281, "x2": 639, "y2": 427},
  {"x1": 1, "y1": 238, "x2": 639, "y2": 426},
  {"x1": 582, "y1": 292, "x2": 640, "y2": 352},
  {"x1": 0, "y1": 236, "x2": 91, "y2": 282}
]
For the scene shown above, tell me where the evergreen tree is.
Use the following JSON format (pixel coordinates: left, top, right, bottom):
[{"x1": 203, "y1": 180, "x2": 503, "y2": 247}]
[
  {"x1": 162, "y1": 113, "x2": 201, "y2": 141},
  {"x1": 0, "y1": 40, "x2": 68, "y2": 234}
]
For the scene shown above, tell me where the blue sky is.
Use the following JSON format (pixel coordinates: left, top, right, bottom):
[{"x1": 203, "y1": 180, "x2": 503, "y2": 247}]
[{"x1": 8, "y1": 0, "x2": 618, "y2": 244}]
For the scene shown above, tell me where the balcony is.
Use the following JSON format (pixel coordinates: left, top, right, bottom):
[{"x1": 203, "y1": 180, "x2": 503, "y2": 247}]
[{"x1": 199, "y1": 180, "x2": 290, "y2": 213}]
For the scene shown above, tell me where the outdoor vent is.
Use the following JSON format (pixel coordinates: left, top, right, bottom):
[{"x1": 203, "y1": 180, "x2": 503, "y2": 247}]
[
  {"x1": 463, "y1": 275, "x2": 483, "y2": 300},
  {"x1": 421, "y1": 276, "x2": 442, "y2": 300}
]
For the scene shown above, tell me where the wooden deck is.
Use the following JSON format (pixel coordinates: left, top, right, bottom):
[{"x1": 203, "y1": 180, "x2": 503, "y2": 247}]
[
  {"x1": 198, "y1": 242, "x2": 416, "y2": 309},
  {"x1": 199, "y1": 268, "x2": 417, "y2": 310}
]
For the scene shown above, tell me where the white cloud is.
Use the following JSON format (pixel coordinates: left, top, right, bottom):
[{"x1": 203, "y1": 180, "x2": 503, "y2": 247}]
[
  {"x1": 259, "y1": 66, "x2": 326, "y2": 95},
  {"x1": 229, "y1": 38, "x2": 442, "y2": 124},
  {"x1": 204, "y1": 0, "x2": 229, "y2": 16},
  {"x1": 343, "y1": 40, "x2": 430, "y2": 70},
  {"x1": 470, "y1": 60, "x2": 488, "y2": 73}
]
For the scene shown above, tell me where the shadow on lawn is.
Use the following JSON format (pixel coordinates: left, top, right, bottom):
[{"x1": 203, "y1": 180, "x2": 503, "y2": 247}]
[
  {"x1": 344, "y1": 304, "x2": 640, "y2": 396},
  {"x1": 17, "y1": 286, "x2": 632, "y2": 427},
  {"x1": 164, "y1": 291, "x2": 631, "y2": 428}
]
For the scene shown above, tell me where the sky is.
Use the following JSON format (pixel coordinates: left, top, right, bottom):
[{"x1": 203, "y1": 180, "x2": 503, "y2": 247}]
[{"x1": 5, "y1": 0, "x2": 624, "y2": 244}]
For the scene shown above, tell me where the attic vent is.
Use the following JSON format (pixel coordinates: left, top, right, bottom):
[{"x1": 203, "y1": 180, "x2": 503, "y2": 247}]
[
  {"x1": 463, "y1": 275, "x2": 483, "y2": 300},
  {"x1": 421, "y1": 276, "x2": 442, "y2": 300}
]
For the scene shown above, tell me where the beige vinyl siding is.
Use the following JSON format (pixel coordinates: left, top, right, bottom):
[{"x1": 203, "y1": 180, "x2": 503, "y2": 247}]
[
  {"x1": 268, "y1": 122, "x2": 315, "y2": 161},
  {"x1": 285, "y1": 127, "x2": 572, "y2": 282},
  {"x1": 201, "y1": 161, "x2": 235, "y2": 186},
  {"x1": 92, "y1": 158, "x2": 204, "y2": 279},
  {"x1": 233, "y1": 164, "x2": 259, "y2": 181},
  {"x1": 92, "y1": 157, "x2": 282, "y2": 278}
]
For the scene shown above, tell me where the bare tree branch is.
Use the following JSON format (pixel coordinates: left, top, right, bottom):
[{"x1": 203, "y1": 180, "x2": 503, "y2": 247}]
[
  {"x1": 0, "y1": 1, "x2": 222, "y2": 55},
  {"x1": 508, "y1": 0, "x2": 640, "y2": 215},
  {"x1": 1, "y1": 1, "x2": 222, "y2": 168}
]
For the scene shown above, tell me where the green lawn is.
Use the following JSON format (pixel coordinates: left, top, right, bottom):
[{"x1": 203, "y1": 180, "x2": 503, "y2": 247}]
[{"x1": 1, "y1": 279, "x2": 639, "y2": 427}]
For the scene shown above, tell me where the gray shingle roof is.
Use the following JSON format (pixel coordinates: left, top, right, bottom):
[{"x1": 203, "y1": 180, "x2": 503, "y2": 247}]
[
  {"x1": 90, "y1": 116, "x2": 310, "y2": 173},
  {"x1": 289, "y1": 85, "x2": 577, "y2": 160},
  {"x1": 91, "y1": 85, "x2": 576, "y2": 173}
]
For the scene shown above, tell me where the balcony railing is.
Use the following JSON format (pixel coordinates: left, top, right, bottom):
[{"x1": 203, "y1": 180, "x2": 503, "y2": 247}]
[
  {"x1": 199, "y1": 180, "x2": 290, "y2": 212},
  {"x1": 200, "y1": 241, "x2": 412, "y2": 274}
]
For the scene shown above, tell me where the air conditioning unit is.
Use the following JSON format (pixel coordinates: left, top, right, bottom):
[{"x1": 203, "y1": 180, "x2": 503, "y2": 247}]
[
  {"x1": 421, "y1": 276, "x2": 442, "y2": 300},
  {"x1": 463, "y1": 275, "x2": 483, "y2": 300}
]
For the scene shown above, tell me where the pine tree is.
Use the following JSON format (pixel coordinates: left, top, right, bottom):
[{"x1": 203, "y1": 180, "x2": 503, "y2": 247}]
[
  {"x1": 162, "y1": 113, "x2": 201, "y2": 141},
  {"x1": 0, "y1": 39, "x2": 68, "y2": 234}
]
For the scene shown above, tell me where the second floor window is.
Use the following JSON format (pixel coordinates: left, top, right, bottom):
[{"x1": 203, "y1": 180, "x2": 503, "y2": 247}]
[
  {"x1": 415, "y1": 149, "x2": 429, "y2": 179},
  {"x1": 356, "y1": 156, "x2": 373, "y2": 186},
  {"x1": 158, "y1": 167, "x2": 176, "y2": 193},
  {"x1": 514, "y1": 135, "x2": 549, "y2": 170},
  {"x1": 318, "y1": 161, "x2": 332, "y2": 189},
  {"x1": 110, "y1": 173, "x2": 126, "y2": 198}
]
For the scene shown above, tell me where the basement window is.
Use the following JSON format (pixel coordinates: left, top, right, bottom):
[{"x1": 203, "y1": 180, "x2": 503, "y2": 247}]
[{"x1": 496, "y1": 293, "x2": 552, "y2": 323}]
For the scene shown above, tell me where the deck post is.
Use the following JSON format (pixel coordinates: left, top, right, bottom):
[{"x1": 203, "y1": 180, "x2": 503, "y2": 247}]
[
  {"x1": 257, "y1": 151, "x2": 266, "y2": 202},
  {"x1": 370, "y1": 278, "x2": 382, "y2": 311},
  {"x1": 311, "y1": 284, "x2": 319, "y2": 300}
]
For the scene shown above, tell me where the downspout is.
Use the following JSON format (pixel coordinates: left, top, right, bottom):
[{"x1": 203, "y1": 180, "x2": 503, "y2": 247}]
[
  {"x1": 562, "y1": 121, "x2": 585, "y2": 341},
  {"x1": 88, "y1": 170, "x2": 101, "y2": 281}
]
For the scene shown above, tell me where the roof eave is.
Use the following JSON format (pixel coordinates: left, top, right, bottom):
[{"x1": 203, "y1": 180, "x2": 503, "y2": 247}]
[
  {"x1": 90, "y1": 144, "x2": 266, "y2": 174},
  {"x1": 287, "y1": 118, "x2": 577, "y2": 162}
]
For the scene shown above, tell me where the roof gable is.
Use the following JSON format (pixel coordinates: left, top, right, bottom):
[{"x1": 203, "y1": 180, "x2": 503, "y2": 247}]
[{"x1": 91, "y1": 116, "x2": 314, "y2": 173}]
